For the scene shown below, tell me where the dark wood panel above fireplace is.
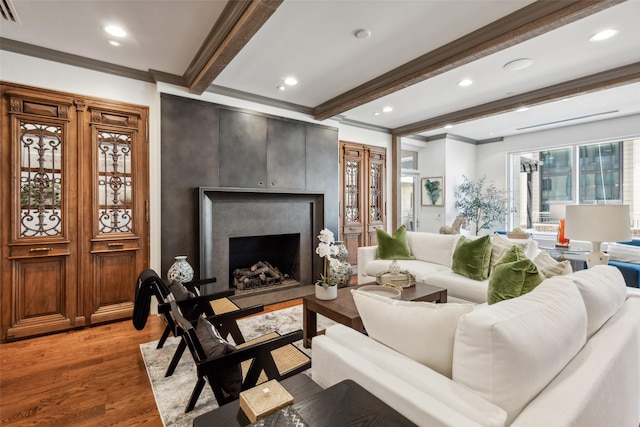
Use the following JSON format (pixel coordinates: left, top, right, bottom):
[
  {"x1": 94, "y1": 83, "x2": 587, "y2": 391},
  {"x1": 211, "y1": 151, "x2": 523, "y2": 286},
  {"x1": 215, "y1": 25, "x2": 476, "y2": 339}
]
[{"x1": 160, "y1": 93, "x2": 338, "y2": 278}]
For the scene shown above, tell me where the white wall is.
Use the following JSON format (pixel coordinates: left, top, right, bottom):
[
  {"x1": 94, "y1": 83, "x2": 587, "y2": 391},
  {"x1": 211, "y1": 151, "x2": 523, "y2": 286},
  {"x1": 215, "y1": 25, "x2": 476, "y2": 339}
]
[
  {"x1": 416, "y1": 137, "x2": 445, "y2": 233},
  {"x1": 408, "y1": 136, "x2": 477, "y2": 233}
]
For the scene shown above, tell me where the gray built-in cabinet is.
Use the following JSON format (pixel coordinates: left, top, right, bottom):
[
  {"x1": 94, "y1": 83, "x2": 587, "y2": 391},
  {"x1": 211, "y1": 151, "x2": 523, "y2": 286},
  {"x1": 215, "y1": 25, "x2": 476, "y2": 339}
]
[
  {"x1": 218, "y1": 110, "x2": 307, "y2": 190},
  {"x1": 160, "y1": 93, "x2": 339, "y2": 276}
]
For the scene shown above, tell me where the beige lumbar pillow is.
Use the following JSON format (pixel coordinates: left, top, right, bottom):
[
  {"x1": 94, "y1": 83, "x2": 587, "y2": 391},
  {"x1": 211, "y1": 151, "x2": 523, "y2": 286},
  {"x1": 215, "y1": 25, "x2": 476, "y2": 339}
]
[
  {"x1": 533, "y1": 250, "x2": 573, "y2": 278},
  {"x1": 352, "y1": 289, "x2": 473, "y2": 378}
]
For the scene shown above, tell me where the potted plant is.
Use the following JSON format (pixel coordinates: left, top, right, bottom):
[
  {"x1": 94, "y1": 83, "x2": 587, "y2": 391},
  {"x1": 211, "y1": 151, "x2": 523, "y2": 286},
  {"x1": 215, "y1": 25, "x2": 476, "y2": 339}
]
[
  {"x1": 315, "y1": 228, "x2": 341, "y2": 300},
  {"x1": 454, "y1": 175, "x2": 515, "y2": 235}
]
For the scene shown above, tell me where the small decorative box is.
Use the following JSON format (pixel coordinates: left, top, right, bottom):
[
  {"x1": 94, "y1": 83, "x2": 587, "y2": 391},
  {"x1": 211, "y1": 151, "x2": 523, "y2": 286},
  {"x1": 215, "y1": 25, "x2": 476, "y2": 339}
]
[{"x1": 239, "y1": 379, "x2": 294, "y2": 423}]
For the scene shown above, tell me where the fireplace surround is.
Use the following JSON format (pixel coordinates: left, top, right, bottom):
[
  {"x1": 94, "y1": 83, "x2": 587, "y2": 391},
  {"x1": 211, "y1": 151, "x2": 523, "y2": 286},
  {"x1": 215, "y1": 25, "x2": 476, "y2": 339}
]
[{"x1": 199, "y1": 187, "x2": 324, "y2": 289}]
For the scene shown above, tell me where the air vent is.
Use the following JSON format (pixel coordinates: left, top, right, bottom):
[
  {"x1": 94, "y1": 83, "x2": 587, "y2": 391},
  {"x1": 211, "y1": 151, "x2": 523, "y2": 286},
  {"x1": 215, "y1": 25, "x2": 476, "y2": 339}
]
[
  {"x1": 517, "y1": 110, "x2": 618, "y2": 131},
  {"x1": 0, "y1": 0, "x2": 20, "y2": 23}
]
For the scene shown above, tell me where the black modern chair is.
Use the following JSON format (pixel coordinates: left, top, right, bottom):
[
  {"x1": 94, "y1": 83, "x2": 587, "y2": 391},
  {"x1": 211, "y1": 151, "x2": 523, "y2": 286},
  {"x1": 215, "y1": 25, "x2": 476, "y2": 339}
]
[
  {"x1": 133, "y1": 269, "x2": 261, "y2": 377},
  {"x1": 166, "y1": 298, "x2": 311, "y2": 412}
]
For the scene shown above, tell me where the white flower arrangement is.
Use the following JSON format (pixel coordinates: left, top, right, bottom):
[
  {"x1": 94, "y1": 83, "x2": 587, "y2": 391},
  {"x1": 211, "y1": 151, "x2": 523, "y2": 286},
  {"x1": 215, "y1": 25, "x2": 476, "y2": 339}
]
[{"x1": 316, "y1": 228, "x2": 341, "y2": 288}]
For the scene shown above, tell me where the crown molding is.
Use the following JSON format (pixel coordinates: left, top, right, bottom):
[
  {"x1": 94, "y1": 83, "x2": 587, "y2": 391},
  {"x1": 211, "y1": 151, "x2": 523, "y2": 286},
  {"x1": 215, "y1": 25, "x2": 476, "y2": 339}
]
[
  {"x1": 206, "y1": 84, "x2": 314, "y2": 115},
  {"x1": 0, "y1": 37, "x2": 157, "y2": 83}
]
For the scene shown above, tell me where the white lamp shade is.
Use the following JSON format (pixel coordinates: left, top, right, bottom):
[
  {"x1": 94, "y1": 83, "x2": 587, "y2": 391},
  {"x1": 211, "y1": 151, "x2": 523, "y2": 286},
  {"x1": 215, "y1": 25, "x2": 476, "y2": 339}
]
[
  {"x1": 549, "y1": 203, "x2": 568, "y2": 220},
  {"x1": 565, "y1": 205, "x2": 631, "y2": 243}
]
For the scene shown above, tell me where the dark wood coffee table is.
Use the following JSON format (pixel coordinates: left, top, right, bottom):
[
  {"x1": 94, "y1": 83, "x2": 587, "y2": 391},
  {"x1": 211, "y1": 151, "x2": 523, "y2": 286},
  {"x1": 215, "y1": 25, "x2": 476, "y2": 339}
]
[
  {"x1": 303, "y1": 282, "x2": 447, "y2": 347},
  {"x1": 193, "y1": 375, "x2": 416, "y2": 426}
]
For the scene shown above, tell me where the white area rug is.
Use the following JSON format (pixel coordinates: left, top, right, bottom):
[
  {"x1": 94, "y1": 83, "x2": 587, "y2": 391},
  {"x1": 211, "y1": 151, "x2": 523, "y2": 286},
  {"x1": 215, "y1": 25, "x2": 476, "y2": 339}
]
[{"x1": 140, "y1": 304, "x2": 335, "y2": 427}]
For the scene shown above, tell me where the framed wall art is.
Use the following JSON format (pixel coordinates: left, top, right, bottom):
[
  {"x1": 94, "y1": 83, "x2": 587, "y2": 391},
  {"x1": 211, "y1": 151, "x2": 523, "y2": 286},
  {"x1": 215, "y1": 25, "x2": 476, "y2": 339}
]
[{"x1": 421, "y1": 176, "x2": 444, "y2": 206}]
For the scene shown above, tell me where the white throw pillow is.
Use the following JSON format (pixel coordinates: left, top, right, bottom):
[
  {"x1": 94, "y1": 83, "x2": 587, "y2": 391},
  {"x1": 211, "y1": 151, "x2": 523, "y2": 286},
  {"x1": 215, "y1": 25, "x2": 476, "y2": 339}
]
[
  {"x1": 607, "y1": 242, "x2": 640, "y2": 264},
  {"x1": 533, "y1": 250, "x2": 573, "y2": 278},
  {"x1": 352, "y1": 289, "x2": 473, "y2": 378},
  {"x1": 490, "y1": 234, "x2": 538, "y2": 270},
  {"x1": 406, "y1": 232, "x2": 456, "y2": 267},
  {"x1": 569, "y1": 265, "x2": 627, "y2": 338},
  {"x1": 452, "y1": 277, "x2": 587, "y2": 424}
]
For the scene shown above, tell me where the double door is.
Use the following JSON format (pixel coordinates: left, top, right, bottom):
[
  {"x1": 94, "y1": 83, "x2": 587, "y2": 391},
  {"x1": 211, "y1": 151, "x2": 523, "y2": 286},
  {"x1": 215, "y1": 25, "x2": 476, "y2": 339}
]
[
  {"x1": 0, "y1": 83, "x2": 149, "y2": 341},
  {"x1": 339, "y1": 141, "x2": 386, "y2": 266}
]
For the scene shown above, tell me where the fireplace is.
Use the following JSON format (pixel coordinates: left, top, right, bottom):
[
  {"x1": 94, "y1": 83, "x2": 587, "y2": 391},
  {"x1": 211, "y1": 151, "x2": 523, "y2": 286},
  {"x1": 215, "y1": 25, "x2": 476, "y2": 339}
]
[
  {"x1": 199, "y1": 188, "x2": 324, "y2": 289},
  {"x1": 229, "y1": 233, "x2": 300, "y2": 290}
]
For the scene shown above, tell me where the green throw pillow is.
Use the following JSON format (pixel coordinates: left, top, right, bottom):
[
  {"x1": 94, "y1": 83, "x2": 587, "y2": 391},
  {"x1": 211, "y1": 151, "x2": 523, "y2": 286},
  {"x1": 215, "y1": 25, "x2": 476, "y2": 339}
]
[
  {"x1": 376, "y1": 225, "x2": 415, "y2": 260},
  {"x1": 451, "y1": 235, "x2": 492, "y2": 281},
  {"x1": 488, "y1": 246, "x2": 545, "y2": 305}
]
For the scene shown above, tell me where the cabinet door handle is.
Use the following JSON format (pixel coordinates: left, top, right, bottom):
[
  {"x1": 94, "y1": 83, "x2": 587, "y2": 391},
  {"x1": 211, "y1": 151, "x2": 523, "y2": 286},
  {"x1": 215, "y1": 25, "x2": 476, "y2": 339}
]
[
  {"x1": 29, "y1": 247, "x2": 53, "y2": 253},
  {"x1": 107, "y1": 243, "x2": 124, "y2": 248}
]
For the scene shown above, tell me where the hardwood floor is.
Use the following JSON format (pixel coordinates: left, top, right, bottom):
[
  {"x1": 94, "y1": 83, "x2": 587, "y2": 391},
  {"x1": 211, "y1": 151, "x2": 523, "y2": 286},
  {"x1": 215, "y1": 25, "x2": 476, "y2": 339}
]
[{"x1": 0, "y1": 299, "x2": 301, "y2": 426}]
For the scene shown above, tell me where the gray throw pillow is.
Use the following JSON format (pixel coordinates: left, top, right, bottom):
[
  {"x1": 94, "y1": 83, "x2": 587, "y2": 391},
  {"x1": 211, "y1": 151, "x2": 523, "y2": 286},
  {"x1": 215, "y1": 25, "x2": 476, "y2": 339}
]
[
  {"x1": 169, "y1": 280, "x2": 195, "y2": 301},
  {"x1": 195, "y1": 317, "x2": 242, "y2": 398},
  {"x1": 169, "y1": 280, "x2": 197, "y2": 319}
]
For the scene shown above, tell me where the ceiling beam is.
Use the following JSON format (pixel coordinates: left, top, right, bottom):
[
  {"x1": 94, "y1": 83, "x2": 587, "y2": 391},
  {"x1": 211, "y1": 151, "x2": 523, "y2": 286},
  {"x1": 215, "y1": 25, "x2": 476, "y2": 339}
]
[
  {"x1": 186, "y1": 0, "x2": 283, "y2": 95},
  {"x1": 391, "y1": 62, "x2": 640, "y2": 137},
  {"x1": 312, "y1": 0, "x2": 625, "y2": 121}
]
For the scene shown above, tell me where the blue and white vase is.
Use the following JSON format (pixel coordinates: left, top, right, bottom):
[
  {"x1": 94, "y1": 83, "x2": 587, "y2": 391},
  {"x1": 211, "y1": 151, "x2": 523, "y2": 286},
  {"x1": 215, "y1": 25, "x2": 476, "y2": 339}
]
[
  {"x1": 167, "y1": 255, "x2": 194, "y2": 284},
  {"x1": 331, "y1": 241, "x2": 353, "y2": 288}
]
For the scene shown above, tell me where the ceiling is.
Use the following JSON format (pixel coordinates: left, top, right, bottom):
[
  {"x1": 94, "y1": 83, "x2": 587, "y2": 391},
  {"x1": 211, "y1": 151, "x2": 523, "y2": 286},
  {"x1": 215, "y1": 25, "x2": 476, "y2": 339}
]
[{"x1": 1, "y1": 0, "x2": 639, "y2": 142}]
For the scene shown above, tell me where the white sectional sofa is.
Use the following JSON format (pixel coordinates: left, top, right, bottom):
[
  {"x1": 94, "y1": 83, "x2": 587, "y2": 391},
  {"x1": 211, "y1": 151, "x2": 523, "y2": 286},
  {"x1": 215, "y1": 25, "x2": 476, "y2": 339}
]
[
  {"x1": 358, "y1": 231, "x2": 540, "y2": 304},
  {"x1": 312, "y1": 265, "x2": 640, "y2": 427}
]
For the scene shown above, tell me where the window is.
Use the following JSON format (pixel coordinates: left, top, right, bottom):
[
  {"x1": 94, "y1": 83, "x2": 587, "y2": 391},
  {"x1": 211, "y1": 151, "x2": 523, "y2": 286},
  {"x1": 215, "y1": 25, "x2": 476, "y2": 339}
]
[{"x1": 509, "y1": 139, "x2": 638, "y2": 237}]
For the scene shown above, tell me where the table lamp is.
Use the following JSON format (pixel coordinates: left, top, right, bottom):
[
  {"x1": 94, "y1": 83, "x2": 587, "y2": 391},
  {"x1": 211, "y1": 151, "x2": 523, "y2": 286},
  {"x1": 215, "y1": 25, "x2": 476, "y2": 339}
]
[{"x1": 565, "y1": 205, "x2": 631, "y2": 268}]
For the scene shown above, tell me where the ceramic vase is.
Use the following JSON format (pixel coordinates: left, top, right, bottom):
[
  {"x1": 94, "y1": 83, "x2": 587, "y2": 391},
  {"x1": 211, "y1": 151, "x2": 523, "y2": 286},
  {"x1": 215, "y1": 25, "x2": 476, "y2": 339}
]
[
  {"x1": 389, "y1": 258, "x2": 401, "y2": 275},
  {"x1": 167, "y1": 255, "x2": 194, "y2": 284},
  {"x1": 331, "y1": 241, "x2": 353, "y2": 288},
  {"x1": 315, "y1": 284, "x2": 338, "y2": 300}
]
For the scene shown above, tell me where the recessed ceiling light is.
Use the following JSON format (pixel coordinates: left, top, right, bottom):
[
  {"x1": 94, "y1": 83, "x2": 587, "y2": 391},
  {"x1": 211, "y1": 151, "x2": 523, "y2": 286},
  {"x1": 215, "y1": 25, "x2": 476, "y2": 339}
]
[
  {"x1": 382, "y1": 106, "x2": 393, "y2": 113},
  {"x1": 354, "y1": 29, "x2": 371, "y2": 39},
  {"x1": 108, "y1": 40, "x2": 120, "y2": 47},
  {"x1": 284, "y1": 77, "x2": 298, "y2": 86},
  {"x1": 503, "y1": 58, "x2": 533, "y2": 71},
  {"x1": 373, "y1": 112, "x2": 380, "y2": 116},
  {"x1": 277, "y1": 85, "x2": 285, "y2": 91},
  {"x1": 104, "y1": 25, "x2": 126, "y2": 38},
  {"x1": 458, "y1": 79, "x2": 473, "y2": 87},
  {"x1": 444, "y1": 124, "x2": 453, "y2": 129},
  {"x1": 516, "y1": 106, "x2": 530, "y2": 112},
  {"x1": 589, "y1": 29, "x2": 618, "y2": 42}
]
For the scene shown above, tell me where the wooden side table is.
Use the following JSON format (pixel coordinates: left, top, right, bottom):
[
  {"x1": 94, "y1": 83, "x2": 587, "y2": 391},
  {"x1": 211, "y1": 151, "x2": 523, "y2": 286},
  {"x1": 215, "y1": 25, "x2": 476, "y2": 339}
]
[
  {"x1": 268, "y1": 379, "x2": 416, "y2": 426},
  {"x1": 192, "y1": 374, "x2": 322, "y2": 427}
]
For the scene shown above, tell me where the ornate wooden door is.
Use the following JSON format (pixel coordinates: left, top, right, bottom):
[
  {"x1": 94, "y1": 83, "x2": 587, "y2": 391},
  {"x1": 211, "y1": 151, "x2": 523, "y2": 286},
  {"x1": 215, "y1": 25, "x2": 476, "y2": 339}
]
[
  {"x1": 1, "y1": 87, "x2": 80, "y2": 340},
  {"x1": 81, "y1": 103, "x2": 149, "y2": 325},
  {"x1": 340, "y1": 142, "x2": 365, "y2": 265},
  {"x1": 0, "y1": 83, "x2": 149, "y2": 341},
  {"x1": 366, "y1": 146, "x2": 386, "y2": 246},
  {"x1": 339, "y1": 142, "x2": 386, "y2": 266}
]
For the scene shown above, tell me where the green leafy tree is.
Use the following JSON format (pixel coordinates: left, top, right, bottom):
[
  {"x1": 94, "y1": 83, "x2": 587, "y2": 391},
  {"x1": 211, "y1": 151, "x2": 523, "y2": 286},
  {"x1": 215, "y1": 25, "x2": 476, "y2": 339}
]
[{"x1": 454, "y1": 175, "x2": 515, "y2": 235}]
